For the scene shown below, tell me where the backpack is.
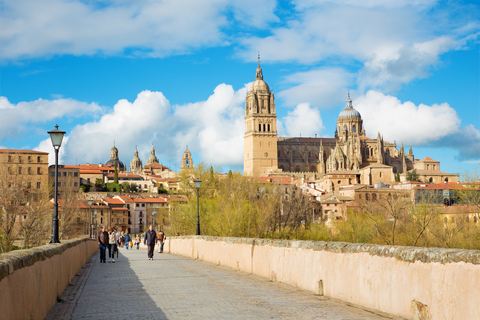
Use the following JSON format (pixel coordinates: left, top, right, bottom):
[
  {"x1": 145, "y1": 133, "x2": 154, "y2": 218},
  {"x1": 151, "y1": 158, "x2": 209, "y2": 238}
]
[
  {"x1": 121, "y1": 236, "x2": 125, "y2": 242},
  {"x1": 157, "y1": 232, "x2": 164, "y2": 241}
]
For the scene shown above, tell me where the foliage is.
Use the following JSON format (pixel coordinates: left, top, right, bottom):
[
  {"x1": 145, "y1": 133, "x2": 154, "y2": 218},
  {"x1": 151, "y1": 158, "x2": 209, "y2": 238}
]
[
  {"x1": 406, "y1": 169, "x2": 420, "y2": 182},
  {"x1": 80, "y1": 184, "x2": 92, "y2": 192},
  {"x1": 395, "y1": 171, "x2": 400, "y2": 183},
  {"x1": 106, "y1": 183, "x2": 121, "y2": 192},
  {"x1": 114, "y1": 163, "x2": 118, "y2": 184},
  {"x1": 158, "y1": 188, "x2": 168, "y2": 194},
  {"x1": 95, "y1": 178, "x2": 105, "y2": 192}
]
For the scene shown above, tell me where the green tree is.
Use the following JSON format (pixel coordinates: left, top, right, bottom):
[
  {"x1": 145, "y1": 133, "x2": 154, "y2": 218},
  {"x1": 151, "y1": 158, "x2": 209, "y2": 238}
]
[
  {"x1": 114, "y1": 163, "x2": 118, "y2": 184},
  {"x1": 395, "y1": 171, "x2": 400, "y2": 182},
  {"x1": 406, "y1": 169, "x2": 420, "y2": 182}
]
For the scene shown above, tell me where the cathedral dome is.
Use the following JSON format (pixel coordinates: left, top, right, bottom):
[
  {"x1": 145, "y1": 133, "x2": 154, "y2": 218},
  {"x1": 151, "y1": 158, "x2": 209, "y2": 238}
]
[
  {"x1": 249, "y1": 79, "x2": 270, "y2": 92},
  {"x1": 338, "y1": 95, "x2": 361, "y2": 120}
]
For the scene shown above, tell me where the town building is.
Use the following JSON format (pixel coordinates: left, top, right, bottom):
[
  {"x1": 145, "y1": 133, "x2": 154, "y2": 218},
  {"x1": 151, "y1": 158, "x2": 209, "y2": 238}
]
[
  {"x1": 0, "y1": 149, "x2": 49, "y2": 193},
  {"x1": 105, "y1": 142, "x2": 125, "y2": 171}
]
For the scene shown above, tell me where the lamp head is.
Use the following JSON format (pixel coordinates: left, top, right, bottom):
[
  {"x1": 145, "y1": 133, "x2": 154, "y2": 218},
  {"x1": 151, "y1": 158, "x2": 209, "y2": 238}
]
[
  {"x1": 152, "y1": 209, "x2": 156, "y2": 215},
  {"x1": 88, "y1": 198, "x2": 93, "y2": 206},
  {"x1": 194, "y1": 179, "x2": 202, "y2": 189},
  {"x1": 47, "y1": 125, "x2": 66, "y2": 149},
  {"x1": 94, "y1": 210, "x2": 97, "y2": 216}
]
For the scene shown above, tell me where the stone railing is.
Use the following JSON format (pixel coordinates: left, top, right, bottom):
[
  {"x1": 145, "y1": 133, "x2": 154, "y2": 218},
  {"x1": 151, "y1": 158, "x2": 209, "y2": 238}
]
[
  {"x1": 0, "y1": 238, "x2": 98, "y2": 320},
  {"x1": 166, "y1": 236, "x2": 480, "y2": 320}
]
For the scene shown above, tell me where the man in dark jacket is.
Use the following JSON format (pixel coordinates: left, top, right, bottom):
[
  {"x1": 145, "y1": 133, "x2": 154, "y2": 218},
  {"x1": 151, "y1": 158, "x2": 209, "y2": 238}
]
[
  {"x1": 144, "y1": 225, "x2": 157, "y2": 260},
  {"x1": 97, "y1": 226, "x2": 109, "y2": 263}
]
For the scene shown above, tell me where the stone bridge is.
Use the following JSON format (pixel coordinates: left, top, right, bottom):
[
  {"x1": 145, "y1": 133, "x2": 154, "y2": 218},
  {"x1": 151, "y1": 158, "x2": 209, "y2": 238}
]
[{"x1": 1, "y1": 236, "x2": 479, "y2": 320}]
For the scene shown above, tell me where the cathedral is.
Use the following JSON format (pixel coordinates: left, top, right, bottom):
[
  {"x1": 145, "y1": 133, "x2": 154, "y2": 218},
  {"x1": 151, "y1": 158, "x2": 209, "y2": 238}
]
[{"x1": 244, "y1": 58, "x2": 458, "y2": 186}]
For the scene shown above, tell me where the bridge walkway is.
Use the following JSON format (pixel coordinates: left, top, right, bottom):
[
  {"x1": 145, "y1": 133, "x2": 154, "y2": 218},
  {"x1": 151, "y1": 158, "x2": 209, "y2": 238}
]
[{"x1": 46, "y1": 246, "x2": 393, "y2": 320}]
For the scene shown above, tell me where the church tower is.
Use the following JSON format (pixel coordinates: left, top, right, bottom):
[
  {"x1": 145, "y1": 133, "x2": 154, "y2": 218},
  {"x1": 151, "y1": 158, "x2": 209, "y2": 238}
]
[
  {"x1": 244, "y1": 56, "x2": 278, "y2": 176},
  {"x1": 146, "y1": 145, "x2": 159, "y2": 165},
  {"x1": 180, "y1": 147, "x2": 194, "y2": 173},
  {"x1": 130, "y1": 146, "x2": 143, "y2": 174}
]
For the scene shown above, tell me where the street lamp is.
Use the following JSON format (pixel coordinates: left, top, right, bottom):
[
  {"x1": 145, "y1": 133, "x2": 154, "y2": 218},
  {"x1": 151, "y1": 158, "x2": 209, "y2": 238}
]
[
  {"x1": 94, "y1": 209, "x2": 98, "y2": 238},
  {"x1": 194, "y1": 179, "x2": 202, "y2": 235},
  {"x1": 48, "y1": 124, "x2": 66, "y2": 244},
  {"x1": 88, "y1": 198, "x2": 93, "y2": 238},
  {"x1": 152, "y1": 209, "x2": 156, "y2": 231}
]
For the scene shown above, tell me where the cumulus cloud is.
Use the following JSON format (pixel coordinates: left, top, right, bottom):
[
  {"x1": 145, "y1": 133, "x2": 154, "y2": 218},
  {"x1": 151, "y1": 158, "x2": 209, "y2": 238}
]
[
  {"x1": 435, "y1": 125, "x2": 480, "y2": 161},
  {"x1": 284, "y1": 103, "x2": 324, "y2": 137},
  {"x1": 0, "y1": 0, "x2": 279, "y2": 60},
  {"x1": 354, "y1": 90, "x2": 461, "y2": 145},
  {"x1": 27, "y1": 85, "x2": 248, "y2": 169},
  {"x1": 278, "y1": 68, "x2": 354, "y2": 108},
  {"x1": 0, "y1": 96, "x2": 102, "y2": 141},
  {"x1": 238, "y1": 1, "x2": 479, "y2": 92}
]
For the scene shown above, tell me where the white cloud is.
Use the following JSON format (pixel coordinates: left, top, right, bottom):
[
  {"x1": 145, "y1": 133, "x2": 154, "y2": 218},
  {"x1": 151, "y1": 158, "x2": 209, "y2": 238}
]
[
  {"x1": 34, "y1": 136, "x2": 69, "y2": 165},
  {"x1": 0, "y1": 0, "x2": 280, "y2": 60},
  {"x1": 278, "y1": 68, "x2": 354, "y2": 108},
  {"x1": 0, "y1": 96, "x2": 102, "y2": 141},
  {"x1": 28, "y1": 85, "x2": 248, "y2": 169},
  {"x1": 284, "y1": 103, "x2": 324, "y2": 137},
  {"x1": 354, "y1": 90, "x2": 461, "y2": 145}
]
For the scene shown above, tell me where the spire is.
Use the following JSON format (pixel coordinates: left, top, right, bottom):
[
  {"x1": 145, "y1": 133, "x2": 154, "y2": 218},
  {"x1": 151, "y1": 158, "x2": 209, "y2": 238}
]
[
  {"x1": 346, "y1": 92, "x2": 353, "y2": 109},
  {"x1": 255, "y1": 54, "x2": 263, "y2": 80}
]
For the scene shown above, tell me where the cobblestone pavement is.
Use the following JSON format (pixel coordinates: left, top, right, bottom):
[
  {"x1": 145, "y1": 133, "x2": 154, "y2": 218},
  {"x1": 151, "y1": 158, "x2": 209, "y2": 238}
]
[{"x1": 46, "y1": 247, "x2": 394, "y2": 320}]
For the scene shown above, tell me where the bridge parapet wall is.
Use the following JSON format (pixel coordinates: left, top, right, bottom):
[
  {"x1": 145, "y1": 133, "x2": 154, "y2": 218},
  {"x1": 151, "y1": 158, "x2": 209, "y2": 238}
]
[
  {"x1": 0, "y1": 238, "x2": 98, "y2": 320},
  {"x1": 167, "y1": 236, "x2": 480, "y2": 320}
]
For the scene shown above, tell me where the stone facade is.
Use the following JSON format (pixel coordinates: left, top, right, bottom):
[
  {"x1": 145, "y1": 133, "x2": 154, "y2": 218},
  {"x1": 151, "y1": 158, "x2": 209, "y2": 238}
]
[
  {"x1": 180, "y1": 147, "x2": 194, "y2": 173},
  {"x1": 243, "y1": 61, "x2": 459, "y2": 185}
]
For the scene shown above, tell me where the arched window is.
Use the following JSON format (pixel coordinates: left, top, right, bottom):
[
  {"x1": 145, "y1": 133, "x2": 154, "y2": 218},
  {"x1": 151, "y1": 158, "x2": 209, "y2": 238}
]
[
  {"x1": 268, "y1": 124, "x2": 270, "y2": 132},
  {"x1": 380, "y1": 172, "x2": 382, "y2": 178},
  {"x1": 337, "y1": 180, "x2": 341, "y2": 185},
  {"x1": 352, "y1": 125, "x2": 356, "y2": 133},
  {"x1": 344, "y1": 125, "x2": 347, "y2": 131},
  {"x1": 259, "y1": 124, "x2": 262, "y2": 131},
  {"x1": 365, "y1": 193, "x2": 369, "y2": 200},
  {"x1": 445, "y1": 177, "x2": 449, "y2": 182},
  {"x1": 263, "y1": 124, "x2": 266, "y2": 132},
  {"x1": 295, "y1": 165, "x2": 300, "y2": 172},
  {"x1": 429, "y1": 177, "x2": 433, "y2": 183},
  {"x1": 310, "y1": 166, "x2": 316, "y2": 172}
]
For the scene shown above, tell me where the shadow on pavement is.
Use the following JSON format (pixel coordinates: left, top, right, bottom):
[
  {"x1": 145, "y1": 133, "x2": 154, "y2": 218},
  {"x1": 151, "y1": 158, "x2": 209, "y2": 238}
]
[{"x1": 48, "y1": 247, "x2": 168, "y2": 320}]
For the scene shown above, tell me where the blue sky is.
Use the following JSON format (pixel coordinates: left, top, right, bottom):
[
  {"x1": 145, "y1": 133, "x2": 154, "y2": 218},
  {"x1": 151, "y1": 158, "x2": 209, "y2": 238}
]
[{"x1": 0, "y1": 0, "x2": 479, "y2": 176}]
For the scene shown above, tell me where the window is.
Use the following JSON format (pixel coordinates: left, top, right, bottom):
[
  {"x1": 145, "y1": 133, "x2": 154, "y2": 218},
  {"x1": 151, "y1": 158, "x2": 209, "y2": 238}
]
[
  {"x1": 8, "y1": 155, "x2": 11, "y2": 162},
  {"x1": 186, "y1": 154, "x2": 188, "y2": 158},
  {"x1": 51, "y1": 172, "x2": 55, "y2": 177},
  {"x1": 74, "y1": 182, "x2": 78, "y2": 187},
  {"x1": 63, "y1": 172, "x2": 67, "y2": 177},
  {"x1": 259, "y1": 124, "x2": 262, "y2": 131},
  {"x1": 28, "y1": 167, "x2": 32, "y2": 174},
  {"x1": 268, "y1": 124, "x2": 270, "y2": 132},
  {"x1": 37, "y1": 156, "x2": 41, "y2": 162},
  {"x1": 36, "y1": 182, "x2": 41, "y2": 189},
  {"x1": 36, "y1": 167, "x2": 41, "y2": 174},
  {"x1": 18, "y1": 156, "x2": 22, "y2": 162},
  {"x1": 27, "y1": 182, "x2": 31, "y2": 188},
  {"x1": 136, "y1": 203, "x2": 139, "y2": 207},
  {"x1": 142, "y1": 203, "x2": 145, "y2": 207},
  {"x1": 338, "y1": 180, "x2": 341, "y2": 184},
  {"x1": 74, "y1": 172, "x2": 78, "y2": 177},
  {"x1": 8, "y1": 167, "x2": 11, "y2": 174},
  {"x1": 380, "y1": 172, "x2": 382, "y2": 178},
  {"x1": 352, "y1": 125, "x2": 356, "y2": 133},
  {"x1": 68, "y1": 172, "x2": 72, "y2": 177},
  {"x1": 57, "y1": 182, "x2": 61, "y2": 187},
  {"x1": 18, "y1": 167, "x2": 22, "y2": 174},
  {"x1": 28, "y1": 156, "x2": 32, "y2": 162}
]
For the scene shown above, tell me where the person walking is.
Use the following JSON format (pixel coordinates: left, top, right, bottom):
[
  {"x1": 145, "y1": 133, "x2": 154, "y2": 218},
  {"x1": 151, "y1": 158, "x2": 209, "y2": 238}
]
[
  {"x1": 125, "y1": 233, "x2": 131, "y2": 250},
  {"x1": 157, "y1": 230, "x2": 166, "y2": 253},
  {"x1": 144, "y1": 225, "x2": 157, "y2": 260},
  {"x1": 108, "y1": 228, "x2": 117, "y2": 263},
  {"x1": 97, "y1": 225, "x2": 109, "y2": 263},
  {"x1": 135, "y1": 234, "x2": 141, "y2": 250}
]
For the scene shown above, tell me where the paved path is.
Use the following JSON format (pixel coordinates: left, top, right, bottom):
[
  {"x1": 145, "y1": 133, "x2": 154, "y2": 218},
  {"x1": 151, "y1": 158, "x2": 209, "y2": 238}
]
[{"x1": 46, "y1": 247, "x2": 395, "y2": 320}]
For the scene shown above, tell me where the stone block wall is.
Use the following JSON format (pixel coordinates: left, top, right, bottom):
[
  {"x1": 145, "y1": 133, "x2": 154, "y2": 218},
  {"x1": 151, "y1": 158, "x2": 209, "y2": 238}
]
[
  {"x1": 0, "y1": 238, "x2": 98, "y2": 320},
  {"x1": 166, "y1": 236, "x2": 480, "y2": 320}
]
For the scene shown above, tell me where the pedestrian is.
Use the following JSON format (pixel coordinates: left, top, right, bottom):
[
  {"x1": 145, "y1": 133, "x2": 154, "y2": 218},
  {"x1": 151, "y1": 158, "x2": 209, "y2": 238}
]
[
  {"x1": 144, "y1": 225, "x2": 157, "y2": 260},
  {"x1": 97, "y1": 225, "x2": 109, "y2": 263},
  {"x1": 108, "y1": 228, "x2": 117, "y2": 263},
  {"x1": 120, "y1": 232, "x2": 126, "y2": 248},
  {"x1": 157, "y1": 230, "x2": 166, "y2": 253},
  {"x1": 135, "y1": 234, "x2": 141, "y2": 250},
  {"x1": 116, "y1": 229, "x2": 121, "y2": 247},
  {"x1": 125, "y1": 233, "x2": 131, "y2": 250}
]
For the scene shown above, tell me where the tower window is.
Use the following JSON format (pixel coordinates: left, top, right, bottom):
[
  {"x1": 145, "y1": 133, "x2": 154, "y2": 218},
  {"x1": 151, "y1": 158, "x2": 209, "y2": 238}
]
[
  {"x1": 268, "y1": 124, "x2": 270, "y2": 132},
  {"x1": 259, "y1": 124, "x2": 262, "y2": 131},
  {"x1": 263, "y1": 124, "x2": 266, "y2": 132},
  {"x1": 353, "y1": 125, "x2": 356, "y2": 133}
]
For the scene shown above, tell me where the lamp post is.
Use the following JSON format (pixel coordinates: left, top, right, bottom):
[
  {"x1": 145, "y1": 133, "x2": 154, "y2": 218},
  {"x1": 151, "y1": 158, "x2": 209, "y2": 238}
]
[
  {"x1": 94, "y1": 209, "x2": 97, "y2": 238},
  {"x1": 194, "y1": 179, "x2": 202, "y2": 235},
  {"x1": 88, "y1": 198, "x2": 93, "y2": 238},
  {"x1": 48, "y1": 124, "x2": 66, "y2": 244},
  {"x1": 152, "y1": 209, "x2": 156, "y2": 231}
]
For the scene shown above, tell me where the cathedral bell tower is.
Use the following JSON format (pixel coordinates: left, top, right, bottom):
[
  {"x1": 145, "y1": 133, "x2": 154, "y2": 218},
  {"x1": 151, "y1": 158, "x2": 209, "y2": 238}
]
[{"x1": 244, "y1": 56, "x2": 278, "y2": 176}]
